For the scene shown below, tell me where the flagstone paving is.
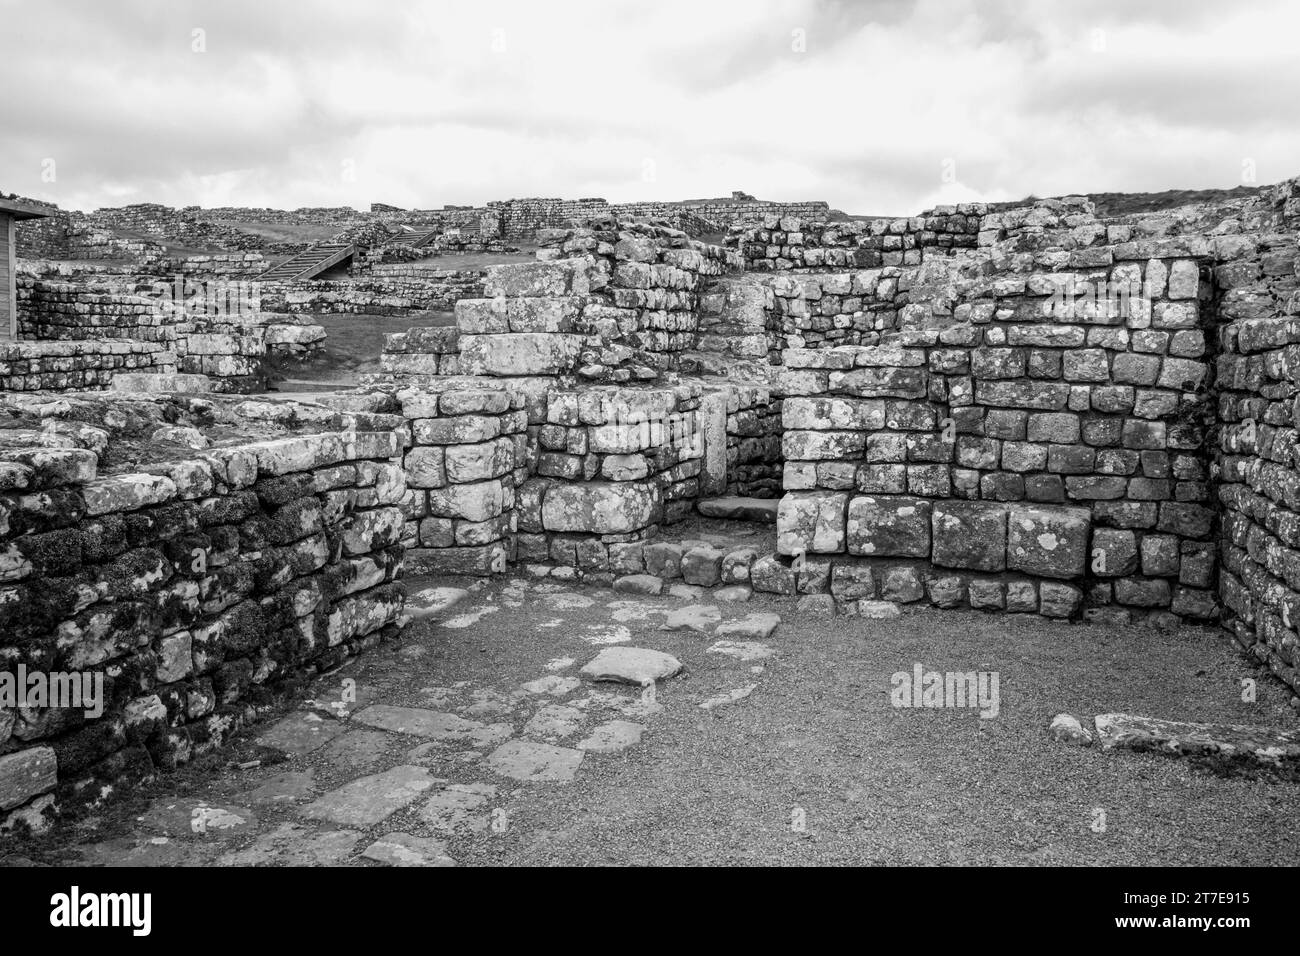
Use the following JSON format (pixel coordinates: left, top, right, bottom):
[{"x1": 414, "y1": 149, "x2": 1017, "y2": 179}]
[{"x1": 8, "y1": 571, "x2": 1300, "y2": 867}]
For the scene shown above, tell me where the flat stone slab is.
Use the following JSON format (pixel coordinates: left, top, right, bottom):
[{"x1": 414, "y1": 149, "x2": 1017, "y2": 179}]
[
  {"x1": 420, "y1": 783, "x2": 497, "y2": 834},
  {"x1": 714, "y1": 613, "x2": 781, "y2": 640},
  {"x1": 700, "y1": 685, "x2": 758, "y2": 711},
  {"x1": 523, "y1": 703, "x2": 584, "y2": 739},
  {"x1": 362, "y1": 832, "x2": 457, "y2": 867},
  {"x1": 577, "y1": 720, "x2": 645, "y2": 753},
  {"x1": 320, "y1": 729, "x2": 395, "y2": 771},
  {"x1": 216, "y1": 823, "x2": 360, "y2": 866},
  {"x1": 714, "y1": 585, "x2": 752, "y2": 602},
  {"x1": 707, "y1": 640, "x2": 775, "y2": 662},
  {"x1": 256, "y1": 712, "x2": 348, "y2": 755},
  {"x1": 407, "y1": 586, "x2": 469, "y2": 619},
  {"x1": 661, "y1": 604, "x2": 722, "y2": 633},
  {"x1": 139, "y1": 799, "x2": 259, "y2": 841},
  {"x1": 667, "y1": 583, "x2": 706, "y2": 601},
  {"x1": 351, "y1": 705, "x2": 509, "y2": 746},
  {"x1": 1094, "y1": 713, "x2": 1300, "y2": 777},
  {"x1": 486, "y1": 739, "x2": 584, "y2": 783},
  {"x1": 518, "y1": 675, "x2": 580, "y2": 697},
  {"x1": 241, "y1": 770, "x2": 318, "y2": 806},
  {"x1": 697, "y1": 497, "x2": 779, "y2": 523},
  {"x1": 580, "y1": 647, "x2": 683, "y2": 685},
  {"x1": 301, "y1": 765, "x2": 437, "y2": 827}
]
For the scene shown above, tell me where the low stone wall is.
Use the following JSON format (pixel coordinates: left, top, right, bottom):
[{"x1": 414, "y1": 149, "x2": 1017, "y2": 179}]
[
  {"x1": 736, "y1": 207, "x2": 984, "y2": 272},
  {"x1": 0, "y1": 428, "x2": 407, "y2": 828},
  {"x1": 261, "y1": 271, "x2": 484, "y2": 316},
  {"x1": 727, "y1": 384, "x2": 782, "y2": 498},
  {"x1": 516, "y1": 384, "x2": 708, "y2": 573},
  {"x1": 765, "y1": 269, "x2": 907, "y2": 348},
  {"x1": 0, "y1": 340, "x2": 176, "y2": 392},
  {"x1": 1215, "y1": 179, "x2": 1300, "y2": 693},
  {"x1": 397, "y1": 379, "x2": 529, "y2": 576},
  {"x1": 17, "y1": 277, "x2": 175, "y2": 344}
]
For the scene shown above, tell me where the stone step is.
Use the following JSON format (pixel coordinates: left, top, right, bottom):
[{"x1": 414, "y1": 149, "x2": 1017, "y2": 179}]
[
  {"x1": 111, "y1": 371, "x2": 214, "y2": 393},
  {"x1": 697, "y1": 496, "x2": 779, "y2": 523}
]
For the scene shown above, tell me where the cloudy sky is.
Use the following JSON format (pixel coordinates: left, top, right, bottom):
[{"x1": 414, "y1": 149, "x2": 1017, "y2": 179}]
[{"x1": 2, "y1": 0, "x2": 1297, "y2": 216}]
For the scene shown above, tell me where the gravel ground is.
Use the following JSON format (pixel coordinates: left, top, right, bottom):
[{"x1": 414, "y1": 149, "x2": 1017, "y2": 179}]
[{"x1": 9, "y1": 573, "x2": 1300, "y2": 867}]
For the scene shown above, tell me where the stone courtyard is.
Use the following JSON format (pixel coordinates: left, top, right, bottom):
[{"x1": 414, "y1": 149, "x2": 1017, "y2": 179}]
[{"x1": 2, "y1": 177, "x2": 1300, "y2": 866}]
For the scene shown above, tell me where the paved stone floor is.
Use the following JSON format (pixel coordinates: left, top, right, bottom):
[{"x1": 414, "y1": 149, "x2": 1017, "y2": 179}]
[{"x1": 7, "y1": 571, "x2": 1300, "y2": 866}]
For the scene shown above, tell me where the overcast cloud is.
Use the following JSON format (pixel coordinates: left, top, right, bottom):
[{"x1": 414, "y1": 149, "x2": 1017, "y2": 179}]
[{"x1": 1, "y1": 0, "x2": 1297, "y2": 215}]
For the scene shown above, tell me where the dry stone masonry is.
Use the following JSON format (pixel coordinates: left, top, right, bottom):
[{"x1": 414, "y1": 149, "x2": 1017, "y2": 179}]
[{"x1": 5, "y1": 178, "x2": 1300, "y2": 831}]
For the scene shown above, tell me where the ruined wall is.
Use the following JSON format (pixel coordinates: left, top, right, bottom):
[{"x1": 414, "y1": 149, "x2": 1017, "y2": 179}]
[
  {"x1": 1214, "y1": 180, "x2": 1300, "y2": 694},
  {"x1": 484, "y1": 197, "x2": 831, "y2": 242},
  {"x1": 736, "y1": 207, "x2": 984, "y2": 272},
  {"x1": 773, "y1": 247, "x2": 1218, "y2": 626},
  {"x1": 0, "y1": 340, "x2": 175, "y2": 392},
  {"x1": 17, "y1": 277, "x2": 176, "y2": 343},
  {"x1": 260, "y1": 270, "x2": 485, "y2": 316},
  {"x1": 0, "y1": 427, "x2": 407, "y2": 825},
  {"x1": 397, "y1": 379, "x2": 529, "y2": 576}
]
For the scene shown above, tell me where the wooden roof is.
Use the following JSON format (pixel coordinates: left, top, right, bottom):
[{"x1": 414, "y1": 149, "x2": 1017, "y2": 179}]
[{"x1": 0, "y1": 197, "x2": 54, "y2": 220}]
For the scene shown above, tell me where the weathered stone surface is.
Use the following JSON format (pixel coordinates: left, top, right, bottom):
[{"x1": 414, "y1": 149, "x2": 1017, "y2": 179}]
[
  {"x1": 1094, "y1": 713, "x2": 1300, "y2": 777},
  {"x1": 714, "y1": 612, "x2": 781, "y2": 641},
  {"x1": 302, "y1": 766, "x2": 437, "y2": 827},
  {"x1": 216, "y1": 823, "x2": 360, "y2": 866},
  {"x1": 777, "y1": 491, "x2": 848, "y2": 554},
  {"x1": 847, "y1": 495, "x2": 932, "y2": 557},
  {"x1": 580, "y1": 647, "x2": 683, "y2": 684},
  {"x1": 1006, "y1": 506, "x2": 1090, "y2": 579},
  {"x1": 681, "y1": 546, "x2": 725, "y2": 586},
  {"x1": 352, "y1": 705, "x2": 509, "y2": 746},
  {"x1": 0, "y1": 747, "x2": 57, "y2": 812},
  {"x1": 140, "y1": 798, "x2": 259, "y2": 840},
  {"x1": 257, "y1": 713, "x2": 348, "y2": 755},
  {"x1": 697, "y1": 497, "x2": 779, "y2": 523},
  {"x1": 486, "y1": 739, "x2": 584, "y2": 783},
  {"x1": 750, "y1": 554, "x2": 796, "y2": 594},
  {"x1": 1049, "y1": 714, "x2": 1095, "y2": 745},
  {"x1": 541, "y1": 481, "x2": 659, "y2": 533},
  {"x1": 362, "y1": 832, "x2": 457, "y2": 867},
  {"x1": 613, "y1": 573, "x2": 664, "y2": 595},
  {"x1": 661, "y1": 604, "x2": 721, "y2": 633},
  {"x1": 577, "y1": 720, "x2": 645, "y2": 753},
  {"x1": 931, "y1": 501, "x2": 1008, "y2": 571}
]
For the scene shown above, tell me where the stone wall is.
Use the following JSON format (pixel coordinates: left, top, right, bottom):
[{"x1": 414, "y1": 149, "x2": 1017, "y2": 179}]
[
  {"x1": 397, "y1": 379, "x2": 529, "y2": 576},
  {"x1": 726, "y1": 384, "x2": 782, "y2": 498},
  {"x1": 260, "y1": 271, "x2": 485, "y2": 316},
  {"x1": 519, "y1": 383, "x2": 708, "y2": 566},
  {"x1": 484, "y1": 197, "x2": 832, "y2": 242},
  {"x1": 0, "y1": 426, "x2": 407, "y2": 826},
  {"x1": 774, "y1": 249, "x2": 1218, "y2": 625},
  {"x1": 17, "y1": 277, "x2": 176, "y2": 344},
  {"x1": 0, "y1": 340, "x2": 176, "y2": 392},
  {"x1": 735, "y1": 207, "x2": 984, "y2": 272},
  {"x1": 1214, "y1": 179, "x2": 1300, "y2": 694}
]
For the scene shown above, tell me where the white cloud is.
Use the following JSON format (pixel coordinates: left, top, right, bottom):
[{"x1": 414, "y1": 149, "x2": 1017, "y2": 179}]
[{"x1": 1, "y1": 0, "x2": 1297, "y2": 215}]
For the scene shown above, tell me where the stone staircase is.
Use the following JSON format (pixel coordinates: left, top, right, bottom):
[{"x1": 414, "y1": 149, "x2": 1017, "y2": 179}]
[
  {"x1": 258, "y1": 243, "x2": 355, "y2": 282},
  {"x1": 385, "y1": 229, "x2": 439, "y2": 249}
]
